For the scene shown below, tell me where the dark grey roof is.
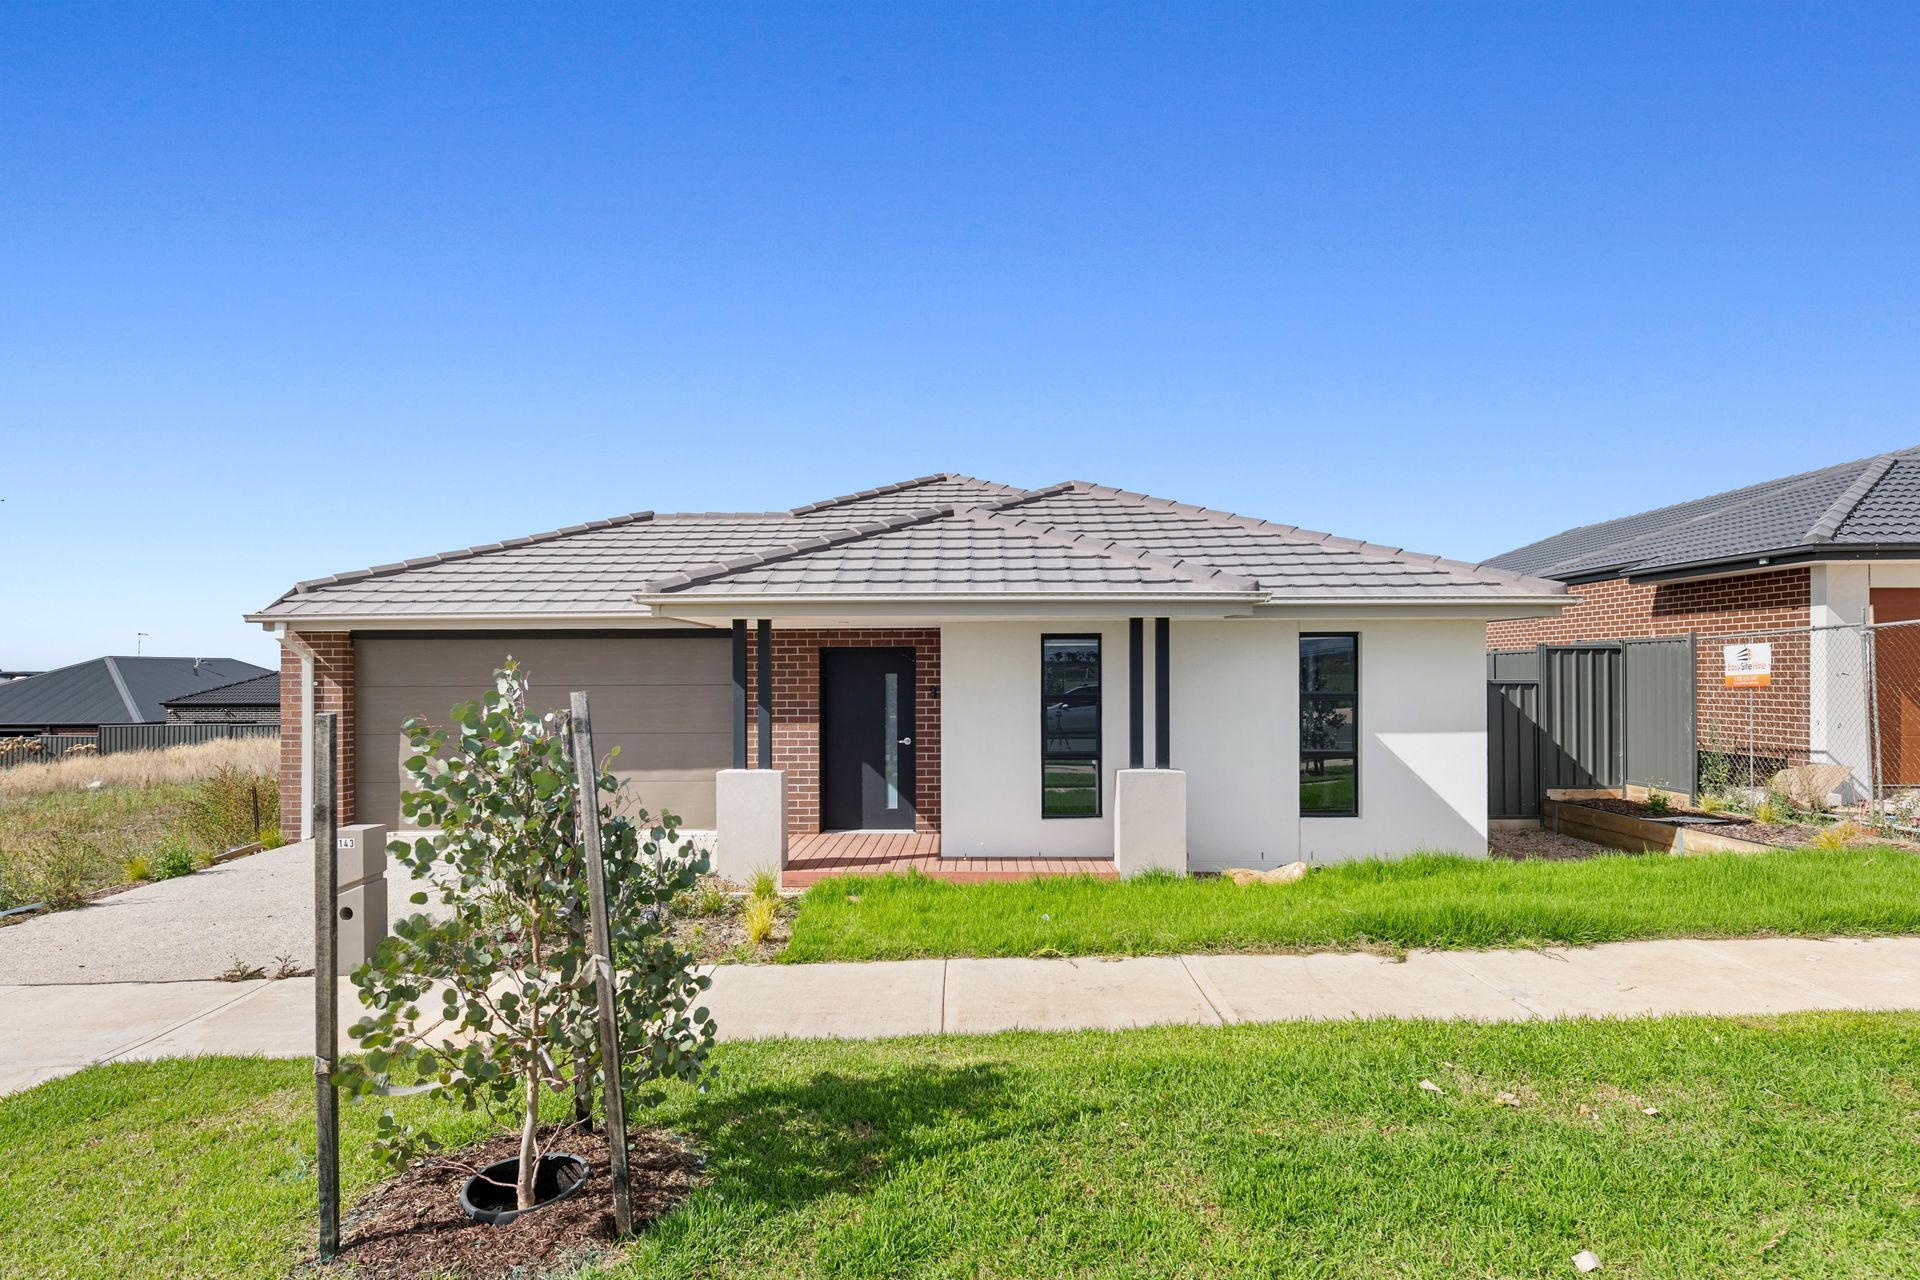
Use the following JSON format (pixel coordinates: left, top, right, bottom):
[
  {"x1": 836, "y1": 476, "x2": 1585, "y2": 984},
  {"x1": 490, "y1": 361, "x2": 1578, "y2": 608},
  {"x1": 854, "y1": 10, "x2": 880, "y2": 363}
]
[
  {"x1": 255, "y1": 473, "x2": 1564, "y2": 619},
  {"x1": 0, "y1": 657, "x2": 273, "y2": 729},
  {"x1": 1486, "y1": 447, "x2": 1920, "y2": 582},
  {"x1": 161, "y1": 671, "x2": 281, "y2": 709}
]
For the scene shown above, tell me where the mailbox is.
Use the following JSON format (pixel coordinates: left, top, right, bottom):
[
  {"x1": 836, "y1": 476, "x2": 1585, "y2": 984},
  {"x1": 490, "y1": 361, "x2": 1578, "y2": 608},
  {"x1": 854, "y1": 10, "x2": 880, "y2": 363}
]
[{"x1": 333, "y1": 823, "x2": 388, "y2": 974}]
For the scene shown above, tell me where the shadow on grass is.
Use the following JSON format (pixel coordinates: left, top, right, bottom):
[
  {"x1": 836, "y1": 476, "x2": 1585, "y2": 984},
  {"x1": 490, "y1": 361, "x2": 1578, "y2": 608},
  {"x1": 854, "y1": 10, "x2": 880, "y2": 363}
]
[{"x1": 641, "y1": 1058, "x2": 1022, "y2": 1223}]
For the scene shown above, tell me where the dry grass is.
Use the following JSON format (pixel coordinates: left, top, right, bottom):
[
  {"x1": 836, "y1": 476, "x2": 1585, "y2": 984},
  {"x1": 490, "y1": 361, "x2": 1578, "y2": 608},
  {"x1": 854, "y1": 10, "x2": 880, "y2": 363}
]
[
  {"x1": 0, "y1": 738, "x2": 280, "y2": 910},
  {"x1": 0, "y1": 736, "x2": 276, "y2": 799}
]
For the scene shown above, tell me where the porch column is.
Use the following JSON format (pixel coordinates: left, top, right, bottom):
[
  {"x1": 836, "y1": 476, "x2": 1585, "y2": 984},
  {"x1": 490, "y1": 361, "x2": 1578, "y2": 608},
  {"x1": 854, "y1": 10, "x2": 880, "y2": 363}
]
[
  {"x1": 731, "y1": 619, "x2": 748, "y2": 769},
  {"x1": 756, "y1": 618, "x2": 773, "y2": 768},
  {"x1": 1129, "y1": 618, "x2": 1145, "y2": 769},
  {"x1": 1154, "y1": 617, "x2": 1171, "y2": 767}
]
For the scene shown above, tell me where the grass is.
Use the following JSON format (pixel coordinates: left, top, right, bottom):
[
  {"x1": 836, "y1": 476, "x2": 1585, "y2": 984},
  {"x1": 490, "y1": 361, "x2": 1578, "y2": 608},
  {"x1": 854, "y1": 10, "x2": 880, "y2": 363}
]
[
  {"x1": 3, "y1": 1014, "x2": 1919, "y2": 1277},
  {"x1": 0, "y1": 738, "x2": 278, "y2": 910},
  {"x1": 783, "y1": 847, "x2": 1920, "y2": 962}
]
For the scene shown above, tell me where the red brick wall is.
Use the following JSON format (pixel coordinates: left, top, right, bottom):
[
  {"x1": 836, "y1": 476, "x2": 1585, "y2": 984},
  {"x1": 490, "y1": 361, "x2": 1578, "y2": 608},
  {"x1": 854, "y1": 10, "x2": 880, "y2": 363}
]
[
  {"x1": 1487, "y1": 568, "x2": 1813, "y2": 753},
  {"x1": 277, "y1": 632, "x2": 356, "y2": 842},
  {"x1": 746, "y1": 627, "x2": 940, "y2": 834}
]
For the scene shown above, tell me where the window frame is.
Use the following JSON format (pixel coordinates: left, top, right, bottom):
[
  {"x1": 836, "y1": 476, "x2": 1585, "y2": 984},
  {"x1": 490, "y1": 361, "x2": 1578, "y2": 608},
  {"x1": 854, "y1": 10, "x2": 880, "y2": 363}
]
[
  {"x1": 1299, "y1": 631, "x2": 1359, "y2": 818},
  {"x1": 1040, "y1": 632, "x2": 1103, "y2": 820}
]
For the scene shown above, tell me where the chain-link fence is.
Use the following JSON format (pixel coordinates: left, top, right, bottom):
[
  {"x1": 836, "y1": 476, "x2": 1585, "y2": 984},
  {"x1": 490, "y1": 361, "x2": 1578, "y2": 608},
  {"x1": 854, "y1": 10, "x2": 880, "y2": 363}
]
[{"x1": 1692, "y1": 617, "x2": 1920, "y2": 830}]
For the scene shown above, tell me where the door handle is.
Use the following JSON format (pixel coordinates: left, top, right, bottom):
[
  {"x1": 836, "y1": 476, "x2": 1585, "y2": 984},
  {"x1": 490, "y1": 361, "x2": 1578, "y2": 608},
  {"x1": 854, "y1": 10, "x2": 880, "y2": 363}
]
[{"x1": 898, "y1": 737, "x2": 913, "y2": 745}]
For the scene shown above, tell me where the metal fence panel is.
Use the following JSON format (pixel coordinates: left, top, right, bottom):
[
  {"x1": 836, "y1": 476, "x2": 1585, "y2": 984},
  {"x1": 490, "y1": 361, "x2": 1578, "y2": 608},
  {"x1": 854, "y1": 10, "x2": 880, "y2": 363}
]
[
  {"x1": 96, "y1": 722, "x2": 279, "y2": 754},
  {"x1": 1541, "y1": 644, "x2": 1624, "y2": 790},
  {"x1": 1487, "y1": 649, "x2": 1541, "y2": 682},
  {"x1": 1488, "y1": 680, "x2": 1543, "y2": 819},
  {"x1": 1624, "y1": 635, "x2": 1697, "y2": 796},
  {"x1": 0, "y1": 722, "x2": 279, "y2": 768}
]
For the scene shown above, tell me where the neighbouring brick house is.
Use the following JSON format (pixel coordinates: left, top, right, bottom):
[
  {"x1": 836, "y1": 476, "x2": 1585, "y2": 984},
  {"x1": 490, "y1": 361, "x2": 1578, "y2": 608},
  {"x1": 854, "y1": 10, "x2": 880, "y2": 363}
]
[
  {"x1": 1486, "y1": 446, "x2": 1920, "y2": 796},
  {"x1": 249, "y1": 473, "x2": 1568, "y2": 878},
  {"x1": 161, "y1": 672, "x2": 281, "y2": 725}
]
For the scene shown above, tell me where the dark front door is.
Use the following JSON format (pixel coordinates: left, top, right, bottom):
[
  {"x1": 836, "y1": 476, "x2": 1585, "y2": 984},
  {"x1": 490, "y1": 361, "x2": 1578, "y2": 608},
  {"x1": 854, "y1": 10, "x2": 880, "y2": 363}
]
[{"x1": 821, "y1": 647, "x2": 917, "y2": 830}]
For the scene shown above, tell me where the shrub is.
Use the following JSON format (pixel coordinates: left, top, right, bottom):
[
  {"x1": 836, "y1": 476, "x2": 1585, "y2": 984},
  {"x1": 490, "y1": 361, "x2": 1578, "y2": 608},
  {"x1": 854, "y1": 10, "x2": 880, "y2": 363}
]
[
  {"x1": 153, "y1": 837, "x2": 195, "y2": 881},
  {"x1": 1644, "y1": 787, "x2": 1672, "y2": 816},
  {"x1": 123, "y1": 852, "x2": 154, "y2": 882},
  {"x1": 743, "y1": 895, "x2": 778, "y2": 946},
  {"x1": 1698, "y1": 792, "x2": 1728, "y2": 814},
  {"x1": 339, "y1": 661, "x2": 715, "y2": 1212},
  {"x1": 1808, "y1": 821, "x2": 1861, "y2": 851},
  {"x1": 258, "y1": 826, "x2": 286, "y2": 850},
  {"x1": 183, "y1": 766, "x2": 277, "y2": 852},
  {"x1": 683, "y1": 877, "x2": 732, "y2": 918},
  {"x1": 1751, "y1": 793, "x2": 1786, "y2": 825},
  {"x1": 26, "y1": 836, "x2": 92, "y2": 910}
]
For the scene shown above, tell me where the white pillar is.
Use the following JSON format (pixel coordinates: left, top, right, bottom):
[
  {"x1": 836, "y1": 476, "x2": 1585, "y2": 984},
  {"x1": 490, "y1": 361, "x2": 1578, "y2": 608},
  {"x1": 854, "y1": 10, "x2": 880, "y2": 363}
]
[
  {"x1": 1114, "y1": 768, "x2": 1187, "y2": 876},
  {"x1": 714, "y1": 769, "x2": 787, "y2": 884}
]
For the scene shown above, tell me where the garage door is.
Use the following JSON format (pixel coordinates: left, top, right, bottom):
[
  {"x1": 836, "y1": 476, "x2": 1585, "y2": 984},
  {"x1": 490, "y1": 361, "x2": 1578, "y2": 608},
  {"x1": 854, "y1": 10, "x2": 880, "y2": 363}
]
[{"x1": 355, "y1": 633, "x2": 731, "y2": 832}]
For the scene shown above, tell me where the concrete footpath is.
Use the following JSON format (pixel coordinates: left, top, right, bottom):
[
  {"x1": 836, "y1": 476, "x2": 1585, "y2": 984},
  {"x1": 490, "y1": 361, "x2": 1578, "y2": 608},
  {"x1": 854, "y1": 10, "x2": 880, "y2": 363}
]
[{"x1": 4, "y1": 935, "x2": 1918, "y2": 1095}]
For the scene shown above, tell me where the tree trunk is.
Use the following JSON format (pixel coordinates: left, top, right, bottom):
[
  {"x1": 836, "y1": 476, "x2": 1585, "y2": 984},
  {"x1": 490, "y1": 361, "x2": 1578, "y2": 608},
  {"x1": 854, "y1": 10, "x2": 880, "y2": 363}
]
[{"x1": 517, "y1": 1064, "x2": 541, "y2": 1209}]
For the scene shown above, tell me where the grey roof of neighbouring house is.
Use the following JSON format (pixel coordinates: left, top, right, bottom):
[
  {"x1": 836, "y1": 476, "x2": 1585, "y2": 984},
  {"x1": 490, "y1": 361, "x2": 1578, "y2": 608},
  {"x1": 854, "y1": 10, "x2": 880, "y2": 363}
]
[
  {"x1": 161, "y1": 671, "x2": 282, "y2": 709},
  {"x1": 0, "y1": 657, "x2": 274, "y2": 729},
  {"x1": 252, "y1": 473, "x2": 1564, "y2": 619},
  {"x1": 1485, "y1": 446, "x2": 1920, "y2": 583}
]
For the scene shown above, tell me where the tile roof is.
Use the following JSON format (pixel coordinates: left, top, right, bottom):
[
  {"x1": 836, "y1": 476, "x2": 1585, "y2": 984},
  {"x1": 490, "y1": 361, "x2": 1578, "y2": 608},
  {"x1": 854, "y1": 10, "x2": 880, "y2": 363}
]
[
  {"x1": 0, "y1": 657, "x2": 273, "y2": 729},
  {"x1": 1486, "y1": 446, "x2": 1920, "y2": 581},
  {"x1": 253, "y1": 473, "x2": 1563, "y2": 620},
  {"x1": 161, "y1": 671, "x2": 282, "y2": 708}
]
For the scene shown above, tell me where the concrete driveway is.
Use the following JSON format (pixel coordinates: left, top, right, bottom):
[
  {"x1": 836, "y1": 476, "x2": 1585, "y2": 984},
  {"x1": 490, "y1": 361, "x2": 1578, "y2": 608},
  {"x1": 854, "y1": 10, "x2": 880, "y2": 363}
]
[{"x1": 0, "y1": 840, "x2": 443, "y2": 985}]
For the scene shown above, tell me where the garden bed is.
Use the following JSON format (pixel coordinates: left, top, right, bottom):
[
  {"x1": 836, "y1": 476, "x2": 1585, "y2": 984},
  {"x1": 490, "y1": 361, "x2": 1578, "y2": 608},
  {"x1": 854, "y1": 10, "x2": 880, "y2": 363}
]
[
  {"x1": 329, "y1": 1124, "x2": 702, "y2": 1280},
  {"x1": 1555, "y1": 797, "x2": 1920, "y2": 855}
]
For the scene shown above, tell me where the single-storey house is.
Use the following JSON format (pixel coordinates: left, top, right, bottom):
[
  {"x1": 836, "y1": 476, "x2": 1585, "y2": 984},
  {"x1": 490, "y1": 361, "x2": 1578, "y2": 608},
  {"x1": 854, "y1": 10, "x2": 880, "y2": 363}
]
[
  {"x1": 0, "y1": 655, "x2": 272, "y2": 735},
  {"x1": 1485, "y1": 446, "x2": 1920, "y2": 796},
  {"x1": 249, "y1": 474, "x2": 1566, "y2": 875},
  {"x1": 161, "y1": 672, "x2": 282, "y2": 725}
]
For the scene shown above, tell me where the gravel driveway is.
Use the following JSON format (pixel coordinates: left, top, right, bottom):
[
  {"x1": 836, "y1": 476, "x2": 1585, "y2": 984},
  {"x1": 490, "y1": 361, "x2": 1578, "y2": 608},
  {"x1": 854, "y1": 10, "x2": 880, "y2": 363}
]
[{"x1": 0, "y1": 841, "x2": 448, "y2": 984}]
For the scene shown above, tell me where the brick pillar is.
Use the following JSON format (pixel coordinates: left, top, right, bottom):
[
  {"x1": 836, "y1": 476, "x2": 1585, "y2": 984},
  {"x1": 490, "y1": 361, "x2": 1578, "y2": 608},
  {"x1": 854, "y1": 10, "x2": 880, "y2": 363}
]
[{"x1": 278, "y1": 632, "x2": 355, "y2": 842}]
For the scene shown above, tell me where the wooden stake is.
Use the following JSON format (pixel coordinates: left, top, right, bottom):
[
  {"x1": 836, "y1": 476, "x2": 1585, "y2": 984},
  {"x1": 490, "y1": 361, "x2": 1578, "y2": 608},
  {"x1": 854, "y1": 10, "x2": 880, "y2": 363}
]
[
  {"x1": 557, "y1": 716, "x2": 595, "y2": 1130},
  {"x1": 568, "y1": 692, "x2": 633, "y2": 1237},
  {"x1": 312, "y1": 712, "x2": 341, "y2": 1261}
]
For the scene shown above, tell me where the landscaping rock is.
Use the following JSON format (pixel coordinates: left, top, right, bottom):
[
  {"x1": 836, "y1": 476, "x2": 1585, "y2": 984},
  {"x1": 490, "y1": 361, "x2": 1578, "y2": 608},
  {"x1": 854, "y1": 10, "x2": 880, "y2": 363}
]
[
  {"x1": 1769, "y1": 763, "x2": 1851, "y2": 811},
  {"x1": 1223, "y1": 861, "x2": 1309, "y2": 886}
]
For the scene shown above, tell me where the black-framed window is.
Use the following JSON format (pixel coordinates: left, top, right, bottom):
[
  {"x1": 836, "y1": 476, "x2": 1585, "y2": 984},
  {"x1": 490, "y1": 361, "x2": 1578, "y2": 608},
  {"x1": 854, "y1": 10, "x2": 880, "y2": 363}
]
[
  {"x1": 1041, "y1": 635, "x2": 1101, "y2": 818},
  {"x1": 1300, "y1": 633, "x2": 1358, "y2": 816}
]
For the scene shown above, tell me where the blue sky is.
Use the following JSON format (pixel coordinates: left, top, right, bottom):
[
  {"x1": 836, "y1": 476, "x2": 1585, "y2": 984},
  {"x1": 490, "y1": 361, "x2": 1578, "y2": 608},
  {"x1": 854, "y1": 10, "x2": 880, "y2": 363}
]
[{"x1": 4, "y1": 2, "x2": 1915, "y2": 669}]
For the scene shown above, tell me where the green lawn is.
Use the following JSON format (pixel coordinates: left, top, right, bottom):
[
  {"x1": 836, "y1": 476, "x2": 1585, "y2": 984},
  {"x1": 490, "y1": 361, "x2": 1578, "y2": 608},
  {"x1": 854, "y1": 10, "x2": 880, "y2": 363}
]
[
  {"x1": 783, "y1": 847, "x2": 1920, "y2": 962},
  {"x1": 3, "y1": 1014, "x2": 1918, "y2": 1278}
]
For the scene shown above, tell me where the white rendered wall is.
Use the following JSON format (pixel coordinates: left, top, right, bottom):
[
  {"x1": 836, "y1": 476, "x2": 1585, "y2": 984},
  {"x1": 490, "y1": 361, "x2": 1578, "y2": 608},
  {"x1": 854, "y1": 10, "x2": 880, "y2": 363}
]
[
  {"x1": 1810, "y1": 562, "x2": 1920, "y2": 800},
  {"x1": 1172, "y1": 618, "x2": 1489, "y2": 870},
  {"x1": 940, "y1": 621, "x2": 1133, "y2": 857}
]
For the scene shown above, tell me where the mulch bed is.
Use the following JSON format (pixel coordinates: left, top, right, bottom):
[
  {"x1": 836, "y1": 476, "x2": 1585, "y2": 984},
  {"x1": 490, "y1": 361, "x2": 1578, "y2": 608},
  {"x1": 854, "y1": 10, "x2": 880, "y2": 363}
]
[
  {"x1": 322, "y1": 1125, "x2": 704, "y2": 1280},
  {"x1": 1570, "y1": 798, "x2": 1920, "y2": 851}
]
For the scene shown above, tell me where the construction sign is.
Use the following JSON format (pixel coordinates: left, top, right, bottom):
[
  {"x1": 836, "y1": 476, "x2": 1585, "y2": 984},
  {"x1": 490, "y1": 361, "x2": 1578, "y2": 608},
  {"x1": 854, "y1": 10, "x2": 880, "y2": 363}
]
[{"x1": 1723, "y1": 642, "x2": 1772, "y2": 689}]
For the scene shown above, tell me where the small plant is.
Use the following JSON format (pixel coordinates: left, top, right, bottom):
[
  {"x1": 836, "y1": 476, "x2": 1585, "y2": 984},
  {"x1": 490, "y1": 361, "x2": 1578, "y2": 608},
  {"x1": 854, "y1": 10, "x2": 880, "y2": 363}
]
[
  {"x1": 272, "y1": 953, "x2": 311, "y2": 979},
  {"x1": 749, "y1": 867, "x2": 779, "y2": 902},
  {"x1": 742, "y1": 894, "x2": 778, "y2": 946},
  {"x1": 26, "y1": 837, "x2": 92, "y2": 910},
  {"x1": 1808, "y1": 821, "x2": 1861, "y2": 852},
  {"x1": 153, "y1": 836, "x2": 196, "y2": 880},
  {"x1": 1751, "y1": 793, "x2": 1786, "y2": 825},
  {"x1": 338, "y1": 662, "x2": 715, "y2": 1212},
  {"x1": 220, "y1": 957, "x2": 267, "y2": 982},
  {"x1": 123, "y1": 852, "x2": 154, "y2": 882},
  {"x1": 258, "y1": 827, "x2": 287, "y2": 850},
  {"x1": 184, "y1": 766, "x2": 278, "y2": 851},
  {"x1": 1697, "y1": 792, "x2": 1728, "y2": 814},
  {"x1": 1644, "y1": 787, "x2": 1672, "y2": 816},
  {"x1": 687, "y1": 877, "x2": 733, "y2": 918}
]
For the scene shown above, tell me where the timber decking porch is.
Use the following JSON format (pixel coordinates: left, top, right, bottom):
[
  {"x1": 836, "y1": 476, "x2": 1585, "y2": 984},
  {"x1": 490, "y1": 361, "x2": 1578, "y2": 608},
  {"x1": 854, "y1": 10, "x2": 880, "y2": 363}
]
[{"x1": 780, "y1": 830, "x2": 1119, "y2": 888}]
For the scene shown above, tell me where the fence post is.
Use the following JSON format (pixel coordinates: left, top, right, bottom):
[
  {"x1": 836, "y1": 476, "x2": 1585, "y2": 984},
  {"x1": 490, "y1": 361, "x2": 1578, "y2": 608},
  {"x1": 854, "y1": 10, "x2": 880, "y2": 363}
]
[
  {"x1": 567, "y1": 692, "x2": 634, "y2": 1237},
  {"x1": 311, "y1": 713, "x2": 341, "y2": 1261},
  {"x1": 1863, "y1": 608, "x2": 1883, "y2": 827}
]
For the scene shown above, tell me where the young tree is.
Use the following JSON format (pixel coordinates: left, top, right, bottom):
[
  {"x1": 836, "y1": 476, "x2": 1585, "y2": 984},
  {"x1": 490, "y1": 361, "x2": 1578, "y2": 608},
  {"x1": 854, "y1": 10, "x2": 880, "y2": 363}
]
[{"x1": 339, "y1": 661, "x2": 716, "y2": 1211}]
